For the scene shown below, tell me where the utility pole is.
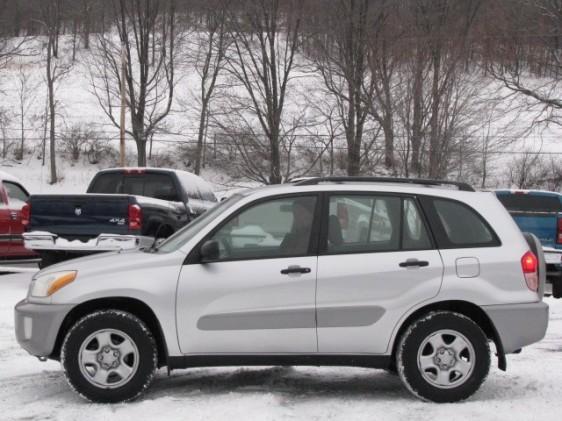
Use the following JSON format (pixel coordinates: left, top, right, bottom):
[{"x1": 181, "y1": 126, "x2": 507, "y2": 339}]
[{"x1": 120, "y1": 42, "x2": 127, "y2": 167}]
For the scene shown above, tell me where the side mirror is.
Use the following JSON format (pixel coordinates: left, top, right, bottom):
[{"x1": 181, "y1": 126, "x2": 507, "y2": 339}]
[{"x1": 200, "y1": 240, "x2": 220, "y2": 263}]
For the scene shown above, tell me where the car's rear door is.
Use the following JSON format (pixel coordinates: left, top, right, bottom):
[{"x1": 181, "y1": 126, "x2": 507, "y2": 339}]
[{"x1": 315, "y1": 193, "x2": 444, "y2": 354}]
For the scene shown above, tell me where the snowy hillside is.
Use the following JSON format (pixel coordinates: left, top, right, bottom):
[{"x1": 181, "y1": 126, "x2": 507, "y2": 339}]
[{"x1": 1, "y1": 35, "x2": 562, "y2": 192}]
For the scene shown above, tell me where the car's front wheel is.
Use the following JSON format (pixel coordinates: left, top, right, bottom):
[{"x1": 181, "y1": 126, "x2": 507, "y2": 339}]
[
  {"x1": 396, "y1": 311, "x2": 490, "y2": 403},
  {"x1": 61, "y1": 310, "x2": 157, "y2": 403}
]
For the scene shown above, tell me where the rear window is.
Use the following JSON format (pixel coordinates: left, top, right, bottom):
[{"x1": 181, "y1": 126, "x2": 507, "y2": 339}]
[
  {"x1": 143, "y1": 174, "x2": 180, "y2": 201},
  {"x1": 89, "y1": 172, "x2": 180, "y2": 201},
  {"x1": 88, "y1": 173, "x2": 123, "y2": 194},
  {"x1": 496, "y1": 194, "x2": 562, "y2": 213}
]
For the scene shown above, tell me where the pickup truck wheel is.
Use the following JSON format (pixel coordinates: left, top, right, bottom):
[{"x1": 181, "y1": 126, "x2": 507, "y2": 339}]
[
  {"x1": 553, "y1": 276, "x2": 562, "y2": 299},
  {"x1": 61, "y1": 310, "x2": 157, "y2": 403},
  {"x1": 396, "y1": 311, "x2": 490, "y2": 403}
]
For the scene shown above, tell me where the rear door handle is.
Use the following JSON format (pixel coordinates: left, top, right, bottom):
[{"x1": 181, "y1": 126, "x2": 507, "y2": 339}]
[
  {"x1": 399, "y1": 259, "x2": 429, "y2": 268},
  {"x1": 10, "y1": 212, "x2": 18, "y2": 221},
  {"x1": 281, "y1": 265, "x2": 311, "y2": 275}
]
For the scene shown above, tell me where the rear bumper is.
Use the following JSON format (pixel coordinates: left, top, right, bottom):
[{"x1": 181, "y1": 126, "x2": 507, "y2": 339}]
[
  {"x1": 14, "y1": 299, "x2": 74, "y2": 357},
  {"x1": 23, "y1": 231, "x2": 154, "y2": 253},
  {"x1": 483, "y1": 302, "x2": 549, "y2": 354}
]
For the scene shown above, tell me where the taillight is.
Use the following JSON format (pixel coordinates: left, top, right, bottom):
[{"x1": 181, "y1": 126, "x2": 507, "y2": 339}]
[
  {"x1": 128, "y1": 204, "x2": 142, "y2": 230},
  {"x1": 557, "y1": 218, "x2": 562, "y2": 244},
  {"x1": 521, "y1": 251, "x2": 539, "y2": 292},
  {"x1": 21, "y1": 203, "x2": 30, "y2": 228}
]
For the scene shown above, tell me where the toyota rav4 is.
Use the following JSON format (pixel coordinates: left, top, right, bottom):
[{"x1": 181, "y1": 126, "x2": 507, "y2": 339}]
[{"x1": 14, "y1": 177, "x2": 549, "y2": 403}]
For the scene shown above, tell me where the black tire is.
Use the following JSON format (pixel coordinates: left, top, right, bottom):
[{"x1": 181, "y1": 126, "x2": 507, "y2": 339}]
[
  {"x1": 553, "y1": 276, "x2": 562, "y2": 299},
  {"x1": 61, "y1": 310, "x2": 157, "y2": 403},
  {"x1": 396, "y1": 311, "x2": 490, "y2": 403}
]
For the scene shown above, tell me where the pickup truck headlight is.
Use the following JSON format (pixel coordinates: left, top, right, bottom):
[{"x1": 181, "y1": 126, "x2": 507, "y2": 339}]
[{"x1": 30, "y1": 271, "x2": 77, "y2": 297}]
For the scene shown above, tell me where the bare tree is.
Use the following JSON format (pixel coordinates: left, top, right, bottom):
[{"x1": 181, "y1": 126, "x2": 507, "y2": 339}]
[
  {"x1": 223, "y1": 0, "x2": 304, "y2": 184},
  {"x1": 505, "y1": 151, "x2": 547, "y2": 189},
  {"x1": 90, "y1": 0, "x2": 178, "y2": 166},
  {"x1": 186, "y1": 0, "x2": 229, "y2": 175},
  {"x1": 60, "y1": 123, "x2": 94, "y2": 161},
  {"x1": 489, "y1": 0, "x2": 562, "y2": 127},
  {"x1": 39, "y1": 0, "x2": 72, "y2": 184},
  {"x1": 14, "y1": 65, "x2": 36, "y2": 160},
  {"x1": 308, "y1": 0, "x2": 387, "y2": 176},
  {"x1": 0, "y1": 107, "x2": 12, "y2": 159}
]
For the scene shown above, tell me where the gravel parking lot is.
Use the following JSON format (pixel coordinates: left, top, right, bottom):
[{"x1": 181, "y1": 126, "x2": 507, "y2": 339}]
[{"x1": 1, "y1": 272, "x2": 561, "y2": 421}]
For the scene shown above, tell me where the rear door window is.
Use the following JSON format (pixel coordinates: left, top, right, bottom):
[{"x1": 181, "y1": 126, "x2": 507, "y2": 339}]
[
  {"x1": 326, "y1": 194, "x2": 433, "y2": 254},
  {"x1": 424, "y1": 198, "x2": 499, "y2": 248},
  {"x1": 123, "y1": 176, "x2": 144, "y2": 196}
]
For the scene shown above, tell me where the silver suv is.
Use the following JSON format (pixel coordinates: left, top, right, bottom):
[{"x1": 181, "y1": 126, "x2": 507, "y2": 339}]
[{"x1": 14, "y1": 177, "x2": 549, "y2": 403}]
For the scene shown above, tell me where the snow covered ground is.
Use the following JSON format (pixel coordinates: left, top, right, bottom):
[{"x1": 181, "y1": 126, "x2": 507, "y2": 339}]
[{"x1": 0, "y1": 272, "x2": 561, "y2": 420}]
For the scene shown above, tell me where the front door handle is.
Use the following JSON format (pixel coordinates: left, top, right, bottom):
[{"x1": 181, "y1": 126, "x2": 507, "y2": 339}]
[
  {"x1": 281, "y1": 265, "x2": 311, "y2": 275},
  {"x1": 399, "y1": 259, "x2": 429, "y2": 268}
]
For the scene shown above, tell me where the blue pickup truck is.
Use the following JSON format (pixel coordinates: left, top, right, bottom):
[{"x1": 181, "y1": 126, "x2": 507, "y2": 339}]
[{"x1": 495, "y1": 189, "x2": 562, "y2": 298}]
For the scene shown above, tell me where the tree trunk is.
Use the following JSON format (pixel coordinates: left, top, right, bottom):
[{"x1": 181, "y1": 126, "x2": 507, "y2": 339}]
[
  {"x1": 269, "y1": 130, "x2": 282, "y2": 184},
  {"x1": 136, "y1": 139, "x2": 147, "y2": 166},
  {"x1": 383, "y1": 115, "x2": 394, "y2": 171},
  {"x1": 47, "y1": 34, "x2": 57, "y2": 184},
  {"x1": 194, "y1": 101, "x2": 208, "y2": 175},
  {"x1": 411, "y1": 46, "x2": 424, "y2": 177},
  {"x1": 428, "y1": 48, "x2": 441, "y2": 178}
]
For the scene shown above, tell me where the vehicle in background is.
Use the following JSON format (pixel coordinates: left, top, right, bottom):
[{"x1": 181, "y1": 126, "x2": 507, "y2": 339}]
[
  {"x1": 15, "y1": 177, "x2": 548, "y2": 403},
  {"x1": 0, "y1": 171, "x2": 39, "y2": 265},
  {"x1": 495, "y1": 189, "x2": 562, "y2": 298},
  {"x1": 23, "y1": 168, "x2": 217, "y2": 267}
]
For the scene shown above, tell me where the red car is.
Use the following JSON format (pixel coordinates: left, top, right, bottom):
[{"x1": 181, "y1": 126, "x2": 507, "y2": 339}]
[{"x1": 0, "y1": 171, "x2": 37, "y2": 263}]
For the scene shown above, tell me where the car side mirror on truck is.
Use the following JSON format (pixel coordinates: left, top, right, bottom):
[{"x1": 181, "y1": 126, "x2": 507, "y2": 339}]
[{"x1": 200, "y1": 240, "x2": 220, "y2": 263}]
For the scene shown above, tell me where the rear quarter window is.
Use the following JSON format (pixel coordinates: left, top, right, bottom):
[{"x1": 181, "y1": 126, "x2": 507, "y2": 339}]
[{"x1": 422, "y1": 197, "x2": 500, "y2": 249}]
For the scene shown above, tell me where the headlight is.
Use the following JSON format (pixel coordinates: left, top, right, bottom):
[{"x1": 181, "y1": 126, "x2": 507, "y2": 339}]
[{"x1": 30, "y1": 271, "x2": 77, "y2": 298}]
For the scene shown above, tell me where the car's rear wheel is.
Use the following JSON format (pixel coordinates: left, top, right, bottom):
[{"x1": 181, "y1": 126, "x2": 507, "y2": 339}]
[
  {"x1": 61, "y1": 310, "x2": 157, "y2": 403},
  {"x1": 396, "y1": 311, "x2": 490, "y2": 403}
]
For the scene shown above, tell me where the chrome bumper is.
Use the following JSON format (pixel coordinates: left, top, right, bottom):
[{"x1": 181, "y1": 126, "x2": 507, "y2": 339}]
[{"x1": 23, "y1": 231, "x2": 154, "y2": 252}]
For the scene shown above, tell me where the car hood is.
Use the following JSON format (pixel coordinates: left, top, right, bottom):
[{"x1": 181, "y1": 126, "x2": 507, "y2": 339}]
[{"x1": 37, "y1": 248, "x2": 186, "y2": 279}]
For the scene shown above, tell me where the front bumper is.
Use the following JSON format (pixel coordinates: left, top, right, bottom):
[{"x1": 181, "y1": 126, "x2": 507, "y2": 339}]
[
  {"x1": 483, "y1": 301, "x2": 549, "y2": 354},
  {"x1": 14, "y1": 299, "x2": 74, "y2": 357}
]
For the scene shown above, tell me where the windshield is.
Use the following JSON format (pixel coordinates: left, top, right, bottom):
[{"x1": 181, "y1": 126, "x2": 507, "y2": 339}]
[{"x1": 156, "y1": 194, "x2": 244, "y2": 253}]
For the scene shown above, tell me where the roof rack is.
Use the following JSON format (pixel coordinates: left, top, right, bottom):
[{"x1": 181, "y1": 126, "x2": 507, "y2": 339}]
[{"x1": 293, "y1": 176, "x2": 475, "y2": 192}]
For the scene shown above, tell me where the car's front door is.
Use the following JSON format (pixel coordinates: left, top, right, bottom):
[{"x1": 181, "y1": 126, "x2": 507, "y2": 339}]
[
  {"x1": 316, "y1": 193, "x2": 444, "y2": 354},
  {"x1": 176, "y1": 194, "x2": 320, "y2": 354}
]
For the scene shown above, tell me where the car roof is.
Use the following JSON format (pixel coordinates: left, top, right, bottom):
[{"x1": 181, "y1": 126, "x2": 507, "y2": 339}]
[
  {"x1": 239, "y1": 181, "x2": 485, "y2": 202},
  {"x1": 0, "y1": 170, "x2": 22, "y2": 184}
]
